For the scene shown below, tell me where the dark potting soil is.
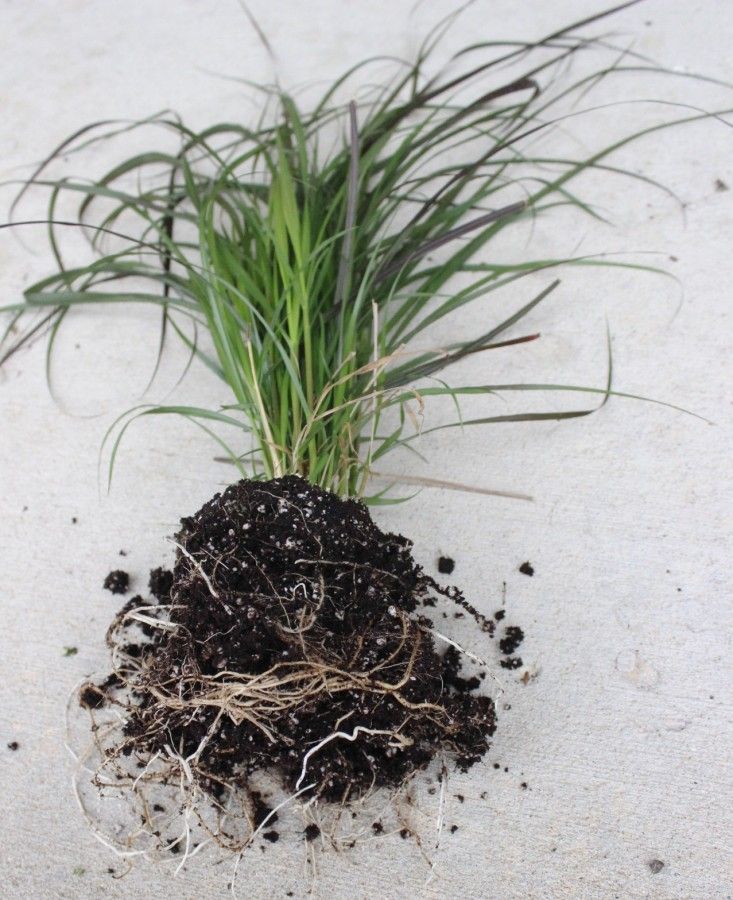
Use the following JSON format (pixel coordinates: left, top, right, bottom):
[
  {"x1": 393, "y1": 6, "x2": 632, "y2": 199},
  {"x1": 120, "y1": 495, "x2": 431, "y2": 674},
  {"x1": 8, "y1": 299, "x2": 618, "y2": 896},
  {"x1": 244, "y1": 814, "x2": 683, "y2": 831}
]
[
  {"x1": 500, "y1": 656, "x2": 523, "y2": 670},
  {"x1": 518, "y1": 561, "x2": 534, "y2": 577},
  {"x1": 437, "y1": 556, "x2": 455, "y2": 574},
  {"x1": 87, "y1": 476, "x2": 497, "y2": 813},
  {"x1": 148, "y1": 566, "x2": 173, "y2": 601},
  {"x1": 499, "y1": 625, "x2": 525, "y2": 656},
  {"x1": 103, "y1": 569, "x2": 129, "y2": 594}
]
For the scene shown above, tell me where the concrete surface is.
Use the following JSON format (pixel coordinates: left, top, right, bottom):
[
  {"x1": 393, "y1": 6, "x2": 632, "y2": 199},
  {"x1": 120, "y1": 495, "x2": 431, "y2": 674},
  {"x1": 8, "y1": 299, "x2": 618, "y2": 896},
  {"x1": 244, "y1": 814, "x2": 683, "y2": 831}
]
[{"x1": 1, "y1": 1, "x2": 731, "y2": 898}]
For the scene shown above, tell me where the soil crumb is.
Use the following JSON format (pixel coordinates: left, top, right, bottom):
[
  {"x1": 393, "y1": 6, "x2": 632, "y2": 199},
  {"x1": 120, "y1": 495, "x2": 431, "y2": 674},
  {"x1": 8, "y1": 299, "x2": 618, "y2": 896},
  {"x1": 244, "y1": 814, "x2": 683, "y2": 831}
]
[
  {"x1": 85, "y1": 476, "x2": 497, "y2": 829},
  {"x1": 649, "y1": 859, "x2": 665, "y2": 874},
  {"x1": 103, "y1": 570, "x2": 129, "y2": 594},
  {"x1": 304, "y1": 823, "x2": 321, "y2": 842},
  {"x1": 714, "y1": 178, "x2": 729, "y2": 192},
  {"x1": 79, "y1": 682, "x2": 106, "y2": 709},
  {"x1": 500, "y1": 656, "x2": 523, "y2": 670},
  {"x1": 518, "y1": 561, "x2": 534, "y2": 577},
  {"x1": 148, "y1": 566, "x2": 173, "y2": 601},
  {"x1": 438, "y1": 555, "x2": 455, "y2": 574},
  {"x1": 7, "y1": 741, "x2": 19, "y2": 751},
  {"x1": 499, "y1": 626, "x2": 525, "y2": 656}
]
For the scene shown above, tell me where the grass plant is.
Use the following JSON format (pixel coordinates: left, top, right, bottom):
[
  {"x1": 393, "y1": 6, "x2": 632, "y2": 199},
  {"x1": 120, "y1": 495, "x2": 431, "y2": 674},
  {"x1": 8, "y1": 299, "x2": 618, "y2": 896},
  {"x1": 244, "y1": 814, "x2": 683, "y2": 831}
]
[{"x1": 1, "y1": 1, "x2": 727, "y2": 501}]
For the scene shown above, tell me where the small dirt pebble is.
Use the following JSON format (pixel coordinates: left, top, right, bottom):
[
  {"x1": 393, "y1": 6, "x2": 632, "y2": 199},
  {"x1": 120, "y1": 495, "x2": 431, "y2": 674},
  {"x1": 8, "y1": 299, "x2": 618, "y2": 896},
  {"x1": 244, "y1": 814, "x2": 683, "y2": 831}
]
[
  {"x1": 148, "y1": 567, "x2": 174, "y2": 601},
  {"x1": 103, "y1": 570, "x2": 129, "y2": 594},
  {"x1": 518, "y1": 561, "x2": 534, "y2": 577},
  {"x1": 500, "y1": 656, "x2": 523, "y2": 670},
  {"x1": 499, "y1": 626, "x2": 525, "y2": 655},
  {"x1": 649, "y1": 859, "x2": 665, "y2": 874},
  {"x1": 438, "y1": 556, "x2": 455, "y2": 574}
]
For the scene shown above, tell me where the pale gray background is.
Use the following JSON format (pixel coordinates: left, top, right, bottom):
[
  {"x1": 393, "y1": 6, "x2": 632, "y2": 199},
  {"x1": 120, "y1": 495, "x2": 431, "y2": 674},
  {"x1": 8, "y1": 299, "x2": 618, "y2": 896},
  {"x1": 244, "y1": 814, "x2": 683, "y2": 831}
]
[{"x1": 1, "y1": 1, "x2": 731, "y2": 898}]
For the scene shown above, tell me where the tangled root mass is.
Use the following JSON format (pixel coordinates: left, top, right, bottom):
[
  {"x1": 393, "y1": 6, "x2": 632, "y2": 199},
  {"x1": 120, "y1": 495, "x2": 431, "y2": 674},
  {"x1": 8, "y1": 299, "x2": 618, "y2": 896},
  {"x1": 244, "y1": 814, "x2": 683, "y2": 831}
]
[{"x1": 87, "y1": 476, "x2": 496, "y2": 825}]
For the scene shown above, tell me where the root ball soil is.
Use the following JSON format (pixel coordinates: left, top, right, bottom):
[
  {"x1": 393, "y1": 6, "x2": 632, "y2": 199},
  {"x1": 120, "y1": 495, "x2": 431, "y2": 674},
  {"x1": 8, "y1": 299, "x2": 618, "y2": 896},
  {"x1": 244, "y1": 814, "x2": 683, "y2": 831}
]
[{"x1": 84, "y1": 476, "x2": 497, "y2": 841}]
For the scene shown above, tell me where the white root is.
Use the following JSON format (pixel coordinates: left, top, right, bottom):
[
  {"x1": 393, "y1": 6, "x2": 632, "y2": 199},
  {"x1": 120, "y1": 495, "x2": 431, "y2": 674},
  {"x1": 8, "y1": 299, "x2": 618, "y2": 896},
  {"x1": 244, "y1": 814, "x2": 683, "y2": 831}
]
[
  {"x1": 295, "y1": 725, "x2": 413, "y2": 791},
  {"x1": 167, "y1": 538, "x2": 220, "y2": 599}
]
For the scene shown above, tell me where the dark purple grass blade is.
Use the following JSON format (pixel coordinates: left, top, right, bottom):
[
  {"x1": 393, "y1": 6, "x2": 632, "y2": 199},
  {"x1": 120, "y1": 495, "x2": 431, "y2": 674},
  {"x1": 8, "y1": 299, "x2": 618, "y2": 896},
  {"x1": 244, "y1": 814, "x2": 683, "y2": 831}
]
[
  {"x1": 375, "y1": 200, "x2": 525, "y2": 285},
  {"x1": 334, "y1": 102, "x2": 360, "y2": 309}
]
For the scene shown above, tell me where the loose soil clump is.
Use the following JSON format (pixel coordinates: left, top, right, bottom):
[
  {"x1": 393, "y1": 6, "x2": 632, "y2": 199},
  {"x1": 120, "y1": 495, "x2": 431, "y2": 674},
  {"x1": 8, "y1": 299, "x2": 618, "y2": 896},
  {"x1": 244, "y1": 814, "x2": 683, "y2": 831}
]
[
  {"x1": 103, "y1": 569, "x2": 129, "y2": 594},
  {"x1": 82, "y1": 476, "x2": 496, "y2": 850}
]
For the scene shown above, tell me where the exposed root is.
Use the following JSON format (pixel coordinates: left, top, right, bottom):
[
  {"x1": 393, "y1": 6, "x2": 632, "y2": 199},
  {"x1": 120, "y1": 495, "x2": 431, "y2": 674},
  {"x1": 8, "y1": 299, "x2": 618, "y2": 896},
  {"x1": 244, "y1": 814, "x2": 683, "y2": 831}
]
[{"x1": 72, "y1": 476, "x2": 497, "y2": 864}]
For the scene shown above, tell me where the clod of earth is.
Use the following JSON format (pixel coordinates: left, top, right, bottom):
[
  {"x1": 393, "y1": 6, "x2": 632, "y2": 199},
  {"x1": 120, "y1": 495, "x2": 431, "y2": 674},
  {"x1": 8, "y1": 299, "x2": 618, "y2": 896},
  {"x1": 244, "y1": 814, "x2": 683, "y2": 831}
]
[
  {"x1": 519, "y1": 561, "x2": 535, "y2": 577},
  {"x1": 103, "y1": 569, "x2": 129, "y2": 594},
  {"x1": 81, "y1": 476, "x2": 497, "y2": 850},
  {"x1": 500, "y1": 656, "x2": 523, "y2": 670},
  {"x1": 499, "y1": 626, "x2": 525, "y2": 656},
  {"x1": 148, "y1": 566, "x2": 173, "y2": 601},
  {"x1": 437, "y1": 556, "x2": 455, "y2": 575}
]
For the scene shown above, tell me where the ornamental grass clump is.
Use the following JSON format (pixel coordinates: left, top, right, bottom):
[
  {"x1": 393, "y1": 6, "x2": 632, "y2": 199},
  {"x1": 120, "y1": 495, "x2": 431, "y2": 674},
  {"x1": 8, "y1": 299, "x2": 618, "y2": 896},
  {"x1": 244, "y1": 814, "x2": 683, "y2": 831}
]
[{"x1": 2, "y1": 0, "x2": 727, "y2": 870}]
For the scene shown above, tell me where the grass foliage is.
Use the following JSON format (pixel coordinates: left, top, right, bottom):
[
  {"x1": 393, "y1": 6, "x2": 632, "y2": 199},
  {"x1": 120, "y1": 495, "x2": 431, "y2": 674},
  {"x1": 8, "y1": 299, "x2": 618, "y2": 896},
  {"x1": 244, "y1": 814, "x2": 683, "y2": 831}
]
[{"x1": 1, "y1": 2, "x2": 727, "y2": 499}]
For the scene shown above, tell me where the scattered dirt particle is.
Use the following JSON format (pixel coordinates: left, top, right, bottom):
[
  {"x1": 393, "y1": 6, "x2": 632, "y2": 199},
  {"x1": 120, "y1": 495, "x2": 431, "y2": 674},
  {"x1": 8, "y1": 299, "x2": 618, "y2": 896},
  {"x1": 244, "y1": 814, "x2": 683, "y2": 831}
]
[
  {"x1": 79, "y1": 683, "x2": 106, "y2": 710},
  {"x1": 499, "y1": 626, "x2": 525, "y2": 655},
  {"x1": 450, "y1": 825, "x2": 458, "y2": 834},
  {"x1": 262, "y1": 830, "x2": 279, "y2": 843},
  {"x1": 438, "y1": 556, "x2": 455, "y2": 574},
  {"x1": 304, "y1": 823, "x2": 321, "y2": 842},
  {"x1": 399, "y1": 828, "x2": 411, "y2": 839},
  {"x1": 493, "y1": 763, "x2": 500, "y2": 770},
  {"x1": 63, "y1": 646, "x2": 78, "y2": 657},
  {"x1": 153, "y1": 803, "x2": 165, "y2": 812},
  {"x1": 520, "y1": 782, "x2": 528, "y2": 790},
  {"x1": 119, "y1": 549, "x2": 128, "y2": 557},
  {"x1": 250, "y1": 791, "x2": 277, "y2": 829},
  {"x1": 148, "y1": 567, "x2": 174, "y2": 601},
  {"x1": 518, "y1": 561, "x2": 534, "y2": 577},
  {"x1": 372, "y1": 821, "x2": 384, "y2": 834},
  {"x1": 494, "y1": 609, "x2": 505, "y2": 621},
  {"x1": 103, "y1": 570, "x2": 129, "y2": 594},
  {"x1": 7, "y1": 741, "x2": 19, "y2": 751},
  {"x1": 71, "y1": 516, "x2": 78, "y2": 524},
  {"x1": 714, "y1": 178, "x2": 729, "y2": 192},
  {"x1": 454, "y1": 793, "x2": 464, "y2": 803},
  {"x1": 649, "y1": 859, "x2": 665, "y2": 874},
  {"x1": 500, "y1": 656, "x2": 523, "y2": 670}
]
